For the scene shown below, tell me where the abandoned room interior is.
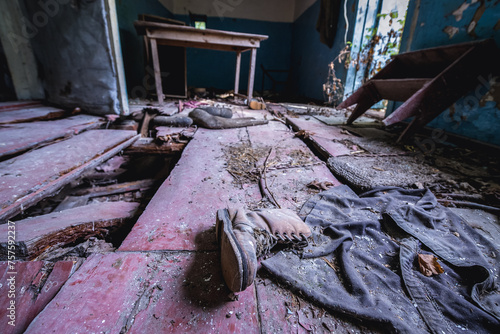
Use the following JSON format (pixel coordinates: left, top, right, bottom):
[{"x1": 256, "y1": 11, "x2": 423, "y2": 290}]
[{"x1": 1, "y1": 0, "x2": 500, "y2": 332}]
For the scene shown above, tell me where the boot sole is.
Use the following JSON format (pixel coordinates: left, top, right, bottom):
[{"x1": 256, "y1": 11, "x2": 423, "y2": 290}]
[{"x1": 216, "y1": 209, "x2": 249, "y2": 292}]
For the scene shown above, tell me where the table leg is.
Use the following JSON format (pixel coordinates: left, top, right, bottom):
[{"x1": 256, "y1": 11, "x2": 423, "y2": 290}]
[
  {"x1": 234, "y1": 51, "x2": 241, "y2": 95},
  {"x1": 247, "y1": 48, "x2": 257, "y2": 102},
  {"x1": 150, "y1": 38, "x2": 164, "y2": 105}
]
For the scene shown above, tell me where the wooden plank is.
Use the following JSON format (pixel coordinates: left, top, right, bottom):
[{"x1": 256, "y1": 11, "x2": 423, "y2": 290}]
[
  {"x1": 247, "y1": 48, "x2": 257, "y2": 101},
  {"x1": 0, "y1": 101, "x2": 41, "y2": 111},
  {"x1": 54, "y1": 195, "x2": 89, "y2": 212},
  {"x1": 71, "y1": 179, "x2": 155, "y2": 197},
  {"x1": 24, "y1": 252, "x2": 259, "y2": 333},
  {"x1": 286, "y1": 117, "x2": 354, "y2": 159},
  {"x1": 150, "y1": 38, "x2": 164, "y2": 105},
  {"x1": 0, "y1": 261, "x2": 75, "y2": 334},
  {"x1": 235, "y1": 51, "x2": 242, "y2": 94},
  {"x1": 371, "y1": 78, "x2": 430, "y2": 101},
  {"x1": 0, "y1": 130, "x2": 139, "y2": 222},
  {"x1": 0, "y1": 115, "x2": 103, "y2": 159},
  {"x1": 119, "y1": 127, "x2": 262, "y2": 251},
  {"x1": 0, "y1": 202, "x2": 139, "y2": 260},
  {"x1": 125, "y1": 138, "x2": 186, "y2": 155},
  {"x1": 0, "y1": 106, "x2": 66, "y2": 124}
]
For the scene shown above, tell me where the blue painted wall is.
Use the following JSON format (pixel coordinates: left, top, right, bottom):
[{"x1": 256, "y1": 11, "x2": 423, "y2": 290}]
[
  {"x1": 171, "y1": 15, "x2": 292, "y2": 94},
  {"x1": 398, "y1": 0, "x2": 500, "y2": 146},
  {"x1": 116, "y1": 0, "x2": 292, "y2": 96},
  {"x1": 290, "y1": 0, "x2": 357, "y2": 101},
  {"x1": 116, "y1": 0, "x2": 173, "y2": 97}
]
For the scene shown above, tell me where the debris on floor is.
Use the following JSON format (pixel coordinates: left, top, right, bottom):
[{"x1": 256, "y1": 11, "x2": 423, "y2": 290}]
[{"x1": 1, "y1": 98, "x2": 499, "y2": 333}]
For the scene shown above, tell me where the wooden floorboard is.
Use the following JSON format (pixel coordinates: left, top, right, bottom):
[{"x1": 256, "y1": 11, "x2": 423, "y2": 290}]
[
  {"x1": 0, "y1": 115, "x2": 103, "y2": 159},
  {"x1": 0, "y1": 130, "x2": 138, "y2": 222},
  {"x1": 119, "y1": 119, "x2": 340, "y2": 252},
  {"x1": 24, "y1": 252, "x2": 259, "y2": 334},
  {"x1": 286, "y1": 116, "x2": 354, "y2": 159},
  {"x1": 0, "y1": 201, "x2": 139, "y2": 260},
  {"x1": 0, "y1": 101, "x2": 41, "y2": 111},
  {"x1": 119, "y1": 126, "x2": 261, "y2": 251},
  {"x1": 0, "y1": 106, "x2": 67, "y2": 124},
  {"x1": 0, "y1": 261, "x2": 75, "y2": 334}
]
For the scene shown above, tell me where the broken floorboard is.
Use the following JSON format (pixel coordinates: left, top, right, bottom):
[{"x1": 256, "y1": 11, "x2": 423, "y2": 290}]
[
  {"x1": 125, "y1": 138, "x2": 186, "y2": 155},
  {"x1": 119, "y1": 127, "x2": 261, "y2": 252},
  {"x1": 120, "y1": 119, "x2": 339, "y2": 252},
  {"x1": 24, "y1": 252, "x2": 259, "y2": 333},
  {"x1": 70, "y1": 179, "x2": 155, "y2": 198},
  {"x1": 286, "y1": 116, "x2": 354, "y2": 159},
  {"x1": 0, "y1": 115, "x2": 103, "y2": 159},
  {"x1": 0, "y1": 260, "x2": 75, "y2": 334},
  {"x1": 0, "y1": 130, "x2": 139, "y2": 222},
  {"x1": 0, "y1": 201, "x2": 140, "y2": 260},
  {"x1": 0, "y1": 106, "x2": 67, "y2": 125}
]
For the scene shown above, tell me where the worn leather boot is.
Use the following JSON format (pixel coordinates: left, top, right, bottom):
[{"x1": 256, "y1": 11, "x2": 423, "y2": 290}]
[{"x1": 216, "y1": 207, "x2": 311, "y2": 292}]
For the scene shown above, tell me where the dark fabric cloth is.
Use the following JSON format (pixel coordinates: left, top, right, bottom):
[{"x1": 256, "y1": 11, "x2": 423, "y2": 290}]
[
  {"x1": 316, "y1": 0, "x2": 342, "y2": 48},
  {"x1": 262, "y1": 185, "x2": 500, "y2": 333}
]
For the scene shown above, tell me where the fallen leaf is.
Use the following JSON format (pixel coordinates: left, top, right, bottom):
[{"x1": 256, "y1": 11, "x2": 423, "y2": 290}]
[{"x1": 418, "y1": 254, "x2": 444, "y2": 277}]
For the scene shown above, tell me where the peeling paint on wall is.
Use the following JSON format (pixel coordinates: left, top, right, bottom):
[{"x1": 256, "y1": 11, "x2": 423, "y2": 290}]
[
  {"x1": 480, "y1": 78, "x2": 500, "y2": 109},
  {"x1": 452, "y1": 1, "x2": 471, "y2": 21},
  {"x1": 443, "y1": 26, "x2": 459, "y2": 38},
  {"x1": 467, "y1": 0, "x2": 486, "y2": 37}
]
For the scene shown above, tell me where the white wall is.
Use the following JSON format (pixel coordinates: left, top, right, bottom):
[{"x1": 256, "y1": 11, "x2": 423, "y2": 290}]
[{"x1": 160, "y1": 0, "x2": 316, "y2": 23}]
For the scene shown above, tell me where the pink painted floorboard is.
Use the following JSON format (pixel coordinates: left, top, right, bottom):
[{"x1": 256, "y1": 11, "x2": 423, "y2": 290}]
[
  {"x1": 0, "y1": 106, "x2": 66, "y2": 124},
  {"x1": 286, "y1": 117, "x2": 353, "y2": 158},
  {"x1": 119, "y1": 127, "x2": 262, "y2": 252},
  {"x1": 0, "y1": 130, "x2": 137, "y2": 217},
  {"x1": 0, "y1": 261, "x2": 75, "y2": 334},
  {"x1": 0, "y1": 101, "x2": 41, "y2": 111},
  {"x1": 25, "y1": 252, "x2": 259, "y2": 334},
  {"x1": 0, "y1": 115, "x2": 102, "y2": 158}
]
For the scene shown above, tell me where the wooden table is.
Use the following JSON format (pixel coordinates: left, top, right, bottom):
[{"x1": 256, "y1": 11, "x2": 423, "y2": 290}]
[{"x1": 134, "y1": 21, "x2": 268, "y2": 104}]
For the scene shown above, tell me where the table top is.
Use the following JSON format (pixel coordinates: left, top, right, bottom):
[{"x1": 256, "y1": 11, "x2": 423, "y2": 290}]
[{"x1": 134, "y1": 20, "x2": 268, "y2": 52}]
